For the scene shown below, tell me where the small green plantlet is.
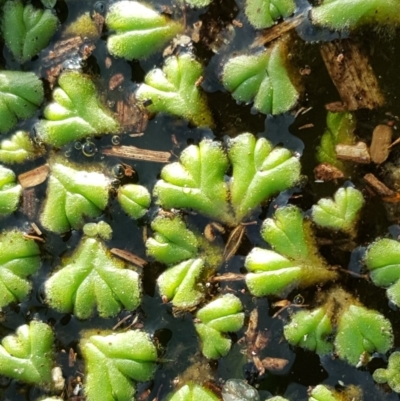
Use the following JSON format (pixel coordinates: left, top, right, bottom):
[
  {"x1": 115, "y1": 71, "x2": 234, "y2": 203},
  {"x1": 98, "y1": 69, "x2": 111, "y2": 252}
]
[
  {"x1": 244, "y1": 0, "x2": 295, "y2": 29},
  {"x1": 0, "y1": 321, "x2": 54, "y2": 385},
  {"x1": 317, "y1": 112, "x2": 356, "y2": 172},
  {"x1": 194, "y1": 294, "x2": 244, "y2": 359},
  {"x1": 365, "y1": 238, "x2": 400, "y2": 307},
  {"x1": 81, "y1": 329, "x2": 157, "y2": 401},
  {"x1": 135, "y1": 53, "x2": 214, "y2": 127},
  {"x1": 309, "y1": 385, "x2": 337, "y2": 401},
  {"x1": 182, "y1": 0, "x2": 213, "y2": 6},
  {"x1": 222, "y1": 41, "x2": 299, "y2": 115},
  {"x1": 0, "y1": 71, "x2": 44, "y2": 134},
  {"x1": 373, "y1": 351, "x2": 400, "y2": 393},
  {"x1": 168, "y1": 383, "x2": 220, "y2": 401},
  {"x1": 40, "y1": 160, "x2": 110, "y2": 233},
  {"x1": 155, "y1": 133, "x2": 300, "y2": 226},
  {"x1": 106, "y1": 1, "x2": 183, "y2": 60},
  {"x1": 311, "y1": 0, "x2": 400, "y2": 30},
  {"x1": 284, "y1": 307, "x2": 333, "y2": 355},
  {"x1": 45, "y1": 222, "x2": 141, "y2": 319},
  {"x1": 311, "y1": 186, "x2": 365, "y2": 234},
  {"x1": 63, "y1": 13, "x2": 102, "y2": 40},
  {"x1": 284, "y1": 288, "x2": 393, "y2": 367},
  {"x1": 0, "y1": 230, "x2": 40, "y2": 309},
  {"x1": 245, "y1": 206, "x2": 337, "y2": 297},
  {"x1": 147, "y1": 214, "x2": 222, "y2": 309},
  {"x1": 36, "y1": 71, "x2": 119, "y2": 147},
  {"x1": 1, "y1": 1, "x2": 58, "y2": 63},
  {"x1": 0, "y1": 165, "x2": 22, "y2": 215},
  {"x1": 0, "y1": 131, "x2": 44, "y2": 164},
  {"x1": 118, "y1": 184, "x2": 151, "y2": 219},
  {"x1": 309, "y1": 384, "x2": 363, "y2": 401}
]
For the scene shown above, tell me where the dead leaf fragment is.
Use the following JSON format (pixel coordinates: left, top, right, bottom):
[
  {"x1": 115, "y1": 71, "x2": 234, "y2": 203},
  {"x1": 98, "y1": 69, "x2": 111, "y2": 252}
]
[
  {"x1": 370, "y1": 124, "x2": 392, "y2": 164},
  {"x1": 223, "y1": 225, "x2": 245, "y2": 261},
  {"x1": 18, "y1": 165, "x2": 50, "y2": 188},
  {"x1": 314, "y1": 163, "x2": 344, "y2": 181}
]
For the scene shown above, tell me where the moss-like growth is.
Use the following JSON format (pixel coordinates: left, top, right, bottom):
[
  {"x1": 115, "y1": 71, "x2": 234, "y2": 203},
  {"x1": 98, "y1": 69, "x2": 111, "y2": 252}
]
[
  {"x1": 245, "y1": 206, "x2": 337, "y2": 297},
  {"x1": 0, "y1": 321, "x2": 54, "y2": 385},
  {"x1": 0, "y1": 165, "x2": 22, "y2": 215},
  {"x1": 45, "y1": 222, "x2": 141, "y2": 319},
  {"x1": 0, "y1": 71, "x2": 44, "y2": 134},
  {"x1": 136, "y1": 53, "x2": 214, "y2": 127},
  {"x1": 311, "y1": 0, "x2": 400, "y2": 31},
  {"x1": 194, "y1": 294, "x2": 244, "y2": 359},
  {"x1": 1, "y1": 1, "x2": 58, "y2": 63},
  {"x1": 36, "y1": 71, "x2": 119, "y2": 147},
  {"x1": 222, "y1": 41, "x2": 299, "y2": 115},
  {"x1": 0, "y1": 230, "x2": 40, "y2": 309},
  {"x1": 81, "y1": 329, "x2": 157, "y2": 401},
  {"x1": 106, "y1": 1, "x2": 183, "y2": 60},
  {"x1": 40, "y1": 160, "x2": 110, "y2": 233},
  {"x1": 312, "y1": 186, "x2": 365, "y2": 234},
  {"x1": 0, "y1": 131, "x2": 44, "y2": 164},
  {"x1": 317, "y1": 112, "x2": 356, "y2": 173},
  {"x1": 118, "y1": 184, "x2": 151, "y2": 219},
  {"x1": 245, "y1": 0, "x2": 295, "y2": 29},
  {"x1": 155, "y1": 133, "x2": 301, "y2": 226}
]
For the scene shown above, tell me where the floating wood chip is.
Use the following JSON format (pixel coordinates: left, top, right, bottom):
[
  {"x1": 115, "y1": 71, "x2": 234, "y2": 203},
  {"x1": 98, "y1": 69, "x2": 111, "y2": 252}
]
[
  {"x1": 110, "y1": 248, "x2": 147, "y2": 267},
  {"x1": 253, "y1": 356, "x2": 289, "y2": 374},
  {"x1": 114, "y1": 94, "x2": 148, "y2": 132},
  {"x1": 22, "y1": 188, "x2": 37, "y2": 219},
  {"x1": 336, "y1": 142, "x2": 370, "y2": 164},
  {"x1": 209, "y1": 273, "x2": 245, "y2": 282},
  {"x1": 364, "y1": 173, "x2": 396, "y2": 197},
  {"x1": 320, "y1": 39, "x2": 385, "y2": 110},
  {"x1": 223, "y1": 225, "x2": 245, "y2": 261},
  {"x1": 245, "y1": 309, "x2": 258, "y2": 346},
  {"x1": 370, "y1": 125, "x2": 392, "y2": 164},
  {"x1": 18, "y1": 165, "x2": 50, "y2": 188},
  {"x1": 109, "y1": 73, "x2": 124, "y2": 90},
  {"x1": 325, "y1": 101, "x2": 347, "y2": 113},
  {"x1": 251, "y1": 15, "x2": 304, "y2": 47},
  {"x1": 102, "y1": 145, "x2": 171, "y2": 163},
  {"x1": 314, "y1": 163, "x2": 344, "y2": 181}
]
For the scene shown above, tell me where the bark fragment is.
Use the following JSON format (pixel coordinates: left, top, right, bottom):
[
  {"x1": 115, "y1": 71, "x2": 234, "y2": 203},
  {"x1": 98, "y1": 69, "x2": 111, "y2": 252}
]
[
  {"x1": 102, "y1": 145, "x2": 171, "y2": 163},
  {"x1": 18, "y1": 165, "x2": 50, "y2": 188},
  {"x1": 370, "y1": 125, "x2": 392, "y2": 164},
  {"x1": 336, "y1": 142, "x2": 370, "y2": 164}
]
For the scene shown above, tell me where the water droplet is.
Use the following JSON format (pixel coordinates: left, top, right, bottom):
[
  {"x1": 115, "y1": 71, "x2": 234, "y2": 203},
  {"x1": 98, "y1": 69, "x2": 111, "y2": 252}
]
[
  {"x1": 82, "y1": 140, "x2": 97, "y2": 157},
  {"x1": 111, "y1": 135, "x2": 121, "y2": 145},
  {"x1": 112, "y1": 164, "x2": 125, "y2": 178},
  {"x1": 74, "y1": 141, "x2": 82, "y2": 150}
]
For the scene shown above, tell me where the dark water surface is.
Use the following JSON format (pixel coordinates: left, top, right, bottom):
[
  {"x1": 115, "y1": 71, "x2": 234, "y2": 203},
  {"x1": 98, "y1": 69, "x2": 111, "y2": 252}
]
[{"x1": 1, "y1": 0, "x2": 400, "y2": 400}]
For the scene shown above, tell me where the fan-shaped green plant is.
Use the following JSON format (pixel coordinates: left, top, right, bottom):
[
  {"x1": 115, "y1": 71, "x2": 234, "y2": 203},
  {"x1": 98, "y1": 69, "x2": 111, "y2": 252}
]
[
  {"x1": 168, "y1": 383, "x2": 220, "y2": 401},
  {"x1": 0, "y1": 321, "x2": 54, "y2": 385},
  {"x1": 154, "y1": 133, "x2": 301, "y2": 226},
  {"x1": 45, "y1": 222, "x2": 141, "y2": 319},
  {"x1": 0, "y1": 230, "x2": 40, "y2": 309},
  {"x1": 365, "y1": 238, "x2": 400, "y2": 307},
  {"x1": 244, "y1": 0, "x2": 295, "y2": 29},
  {"x1": 317, "y1": 112, "x2": 356, "y2": 173},
  {"x1": 0, "y1": 165, "x2": 22, "y2": 216},
  {"x1": 1, "y1": 1, "x2": 58, "y2": 63},
  {"x1": 222, "y1": 41, "x2": 299, "y2": 115},
  {"x1": 373, "y1": 351, "x2": 400, "y2": 393},
  {"x1": 312, "y1": 186, "x2": 365, "y2": 234},
  {"x1": 118, "y1": 184, "x2": 151, "y2": 219},
  {"x1": 40, "y1": 160, "x2": 110, "y2": 233},
  {"x1": 0, "y1": 71, "x2": 44, "y2": 134},
  {"x1": 245, "y1": 206, "x2": 337, "y2": 297},
  {"x1": 106, "y1": 1, "x2": 183, "y2": 60},
  {"x1": 311, "y1": 0, "x2": 400, "y2": 30},
  {"x1": 194, "y1": 294, "x2": 244, "y2": 359},
  {"x1": 0, "y1": 131, "x2": 44, "y2": 164},
  {"x1": 36, "y1": 71, "x2": 119, "y2": 147},
  {"x1": 146, "y1": 214, "x2": 222, "y2": 309},
  {"x1": 136, "y1": 53, "x2": 214, "y2": 127},
  {"x1": 284, "y1": 288, "x2": 393, "y2": 366},
  {"x1": 81, "y1": 329, "x2": 157, "y2": 401}
]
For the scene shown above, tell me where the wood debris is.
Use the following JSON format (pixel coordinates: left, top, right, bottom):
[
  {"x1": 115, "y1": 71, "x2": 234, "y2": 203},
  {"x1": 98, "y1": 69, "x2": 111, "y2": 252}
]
[
  {"x1": 110, "y1": 248, "x2": 147, "y2": 267},
  {"x1": 68, "y1": 348, "x2": 77, "y2": 367},
  {"x1": 253, "y1": 356, "x2": 289, "y2": 375},
  {"x1": 320, "y1": 39, "x2": 385, "y2": 110},
  {"x1": 223, "y1": 225, "x2": 245, "y2": 261},
  {"x1": 209, "y1": 273, "x2": 246, "y2": 282},
  {"x1": 109, "y1": 73, "x2": 125, "y2": 90},
  {"x1": 18, "y1": 165, "x2": 50, "y2": 188},
  {"x1": 251, "y1": 15, "x2": 304, "y2": 47},
  {"x1": 370, "y1": 124, "x2": 392, "y2": 164},
  {"x1": 22, "y1": 188, "x2": 37, "y2": 219},
  {"x1": 325, "y1": 101, "x2": 347, "y2": 113},
  {"x1": 114, "y1": 94, "x2": 148, "y2": 132},
  {"x1": 314, "y1": 163, "x2": 344, "y2": 182},
  {"x1": 336, "y1": 142, "x2": 371, "y2": 164},
  {"x1": 364, "y1": 173, "x2": 396, "y2": 198},
  {"x1": 102, "y1": 145, "x2": 171, "y2": 163}
]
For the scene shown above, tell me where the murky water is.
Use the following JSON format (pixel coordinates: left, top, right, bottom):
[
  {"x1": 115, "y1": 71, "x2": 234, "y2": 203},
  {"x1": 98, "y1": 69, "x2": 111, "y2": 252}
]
[{"x1": 1, "y1": 0, "x2": 400, "y2": 400}]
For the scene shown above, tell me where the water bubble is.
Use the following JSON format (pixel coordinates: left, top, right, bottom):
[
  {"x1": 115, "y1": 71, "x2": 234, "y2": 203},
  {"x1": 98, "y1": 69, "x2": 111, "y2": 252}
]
[
  {"x1": 293, "y1": 294, "x2": 304, "y2": 305},
  {"x1": 112, "y1": 164, "x2": 125, "y2": 178},
  {"x1": 82, "y1": 140, "x2": 97, "y2": 157},
  {"x1": 74, "y1": 141, "x2": 82, "y2": 150},
  {"x1": 111, "y1": 135, "x2": 121, "y2": 145},
  {"x1": 183, "y1": 187, "x2": 191, "y2": 194},
  {"x1": 94, "y1": 1, "x2": 106, "y2": 14},
  {"x1": 64, "y1": 149, "x2": 72, "y2": 158}
]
